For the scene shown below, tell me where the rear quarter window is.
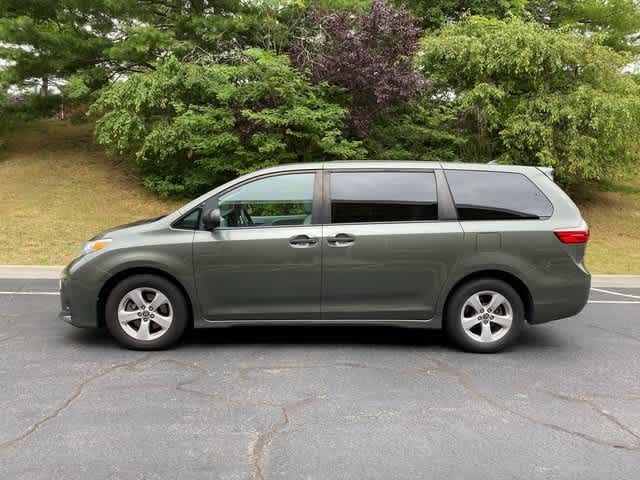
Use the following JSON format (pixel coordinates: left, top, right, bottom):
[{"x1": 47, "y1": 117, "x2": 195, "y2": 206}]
[{"x1": 445, "y1": 170, "x2": 553, "y2": 220}]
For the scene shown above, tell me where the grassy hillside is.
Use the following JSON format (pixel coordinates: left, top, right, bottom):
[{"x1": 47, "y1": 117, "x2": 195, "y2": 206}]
[
  {"x1": 0, "y1": 121, "x2": 181, "y2": 264},
  {"x1": 0, "y1": 120, "x2": 638, "y2": 272},
  {"x1": 575, "y1": 177, "x2": 640, "y2": 274}
]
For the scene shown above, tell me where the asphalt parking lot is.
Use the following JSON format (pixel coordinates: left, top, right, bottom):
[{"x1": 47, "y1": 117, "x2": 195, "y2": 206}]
[{"x1": 1, "y1": 277, "x2": 639, "y2": 479}]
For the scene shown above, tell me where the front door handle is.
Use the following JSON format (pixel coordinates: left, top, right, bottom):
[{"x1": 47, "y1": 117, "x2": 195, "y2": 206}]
[
  {"x1": 288, "y1": 234, "x2": 318, "y2": 248},
  {"x1": 326, "y1": 233, "x2": 355, "y2": 247}
]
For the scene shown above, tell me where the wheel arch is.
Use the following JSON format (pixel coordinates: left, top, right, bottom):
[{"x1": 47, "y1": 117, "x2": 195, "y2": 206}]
[
  {"x1": 440, "y1": 269, "x2": 534, "y2": 326},
  {"x1": 97, "y1": 267, "x2": 195, "y2": 328}
]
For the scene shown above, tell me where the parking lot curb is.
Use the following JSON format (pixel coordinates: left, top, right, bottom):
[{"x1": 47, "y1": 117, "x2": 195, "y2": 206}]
[
  {"x1": 590, "y1": 275, "x2": 640, "y2": 288},
  {"x1": 0, "y1": 265, "x2": 65, "y2": 279}
]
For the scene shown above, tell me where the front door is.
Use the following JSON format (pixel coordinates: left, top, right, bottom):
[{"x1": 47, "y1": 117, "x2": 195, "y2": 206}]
[
  {"x1": 321, "y1": 170, "x2": 464, "y2": 320},
  {"x1": 193, "y1": 171, "x2": 322, "y2": 321}
]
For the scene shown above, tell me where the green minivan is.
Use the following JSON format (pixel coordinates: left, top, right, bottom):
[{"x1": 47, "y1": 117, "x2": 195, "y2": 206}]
[{"x1": 60, "y1": 161, "x2": 591, "y2": 352}]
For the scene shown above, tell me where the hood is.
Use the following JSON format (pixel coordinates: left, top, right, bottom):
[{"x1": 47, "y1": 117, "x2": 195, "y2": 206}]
[{"x1": 90, "y1": 215, "x2": 165, "y2": 241}]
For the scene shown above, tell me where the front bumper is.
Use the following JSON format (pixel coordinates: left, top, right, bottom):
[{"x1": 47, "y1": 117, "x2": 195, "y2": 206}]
[
  {"x1": 58, "y1": 312, "x2": 73, "y2": 325},
  {"x1": 59, "y1": 263, "x2": 101, "y2": 328}
]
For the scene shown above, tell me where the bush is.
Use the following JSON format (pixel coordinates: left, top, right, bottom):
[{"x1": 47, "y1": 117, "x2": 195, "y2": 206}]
[
  {"x1": 365, "y1": 95, "x2": 465, "y2": 161},
  {"x1": 91, "y1": 49, "x2": 364, "y2": 197},
  {"x1": 418, "y1": 16, "x2": 640, "y2": 183},
  {"x1": 291, "y1": 0, "x2": 423, "y2": 135},
  {"x1": 0, "y1": 93, "x2": 61, "y2": 129}
]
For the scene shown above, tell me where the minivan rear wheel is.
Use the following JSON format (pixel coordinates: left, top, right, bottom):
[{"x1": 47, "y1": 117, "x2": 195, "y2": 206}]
[
  {"x1": 445, "y1": 278, "x2": 524, "y2": 353},
  {"x1": 105, "y1": 274, "x2": 188, "y2": 350}
]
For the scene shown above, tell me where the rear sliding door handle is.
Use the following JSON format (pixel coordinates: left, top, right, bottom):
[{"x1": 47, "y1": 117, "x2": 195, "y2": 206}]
[
  {"x1": 326, "y1": 233, "x2": 355, "y2": 247},
  {"x1": 288, "y1": 235, "x2": 318, "y2": 248}
]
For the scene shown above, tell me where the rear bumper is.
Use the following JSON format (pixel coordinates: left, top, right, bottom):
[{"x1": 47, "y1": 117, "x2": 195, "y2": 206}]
[{"x1": 528, "y1": 270, "x2": 591, "y2": 325}]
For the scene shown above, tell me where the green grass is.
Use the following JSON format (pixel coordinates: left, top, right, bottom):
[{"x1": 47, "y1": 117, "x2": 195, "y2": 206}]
[
  {"x1": 0, "y1": 120, "x2": 639, "y2": 272},
  {"x1": 0, "y1": 120, "x2": 181, "y2": 265},
  {"x1": 576, "y1": 175, "x2": 640, "y2": 274}
]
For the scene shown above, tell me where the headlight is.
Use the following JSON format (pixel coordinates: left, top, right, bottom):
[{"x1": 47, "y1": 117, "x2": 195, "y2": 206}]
[{"x1": 80, "y1": 238, "x2": 112, "y2": 256}]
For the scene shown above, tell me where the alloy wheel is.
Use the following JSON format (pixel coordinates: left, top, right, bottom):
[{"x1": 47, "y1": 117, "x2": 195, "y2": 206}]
[
  {"x1": 117, "y1": 287, "x2": 173, "y2": 341},
  {"x1": 460, "y1": 290, "x2": 513, "y2": 343}
]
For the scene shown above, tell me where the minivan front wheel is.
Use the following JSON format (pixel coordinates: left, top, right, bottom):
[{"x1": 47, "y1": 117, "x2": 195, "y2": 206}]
[
  {"x1": 445, "y1": 278, "x2": 524, "y2": 353},
  {"x1": 105, "y1": 274, "x2": 188, "y2": 350}
]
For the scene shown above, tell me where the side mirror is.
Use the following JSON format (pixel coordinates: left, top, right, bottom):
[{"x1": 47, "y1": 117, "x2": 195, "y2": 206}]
[{"x1": 203, "y1": 208, "x2": 221, "y2": 231}]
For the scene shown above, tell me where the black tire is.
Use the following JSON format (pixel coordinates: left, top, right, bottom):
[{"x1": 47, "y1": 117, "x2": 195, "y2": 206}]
[
  {"x1": 105, "y1": 274, "x2": 189, "y2": 350},
  {"x1": 445, "y1": 278, "x2": 524, "y2": 353}
]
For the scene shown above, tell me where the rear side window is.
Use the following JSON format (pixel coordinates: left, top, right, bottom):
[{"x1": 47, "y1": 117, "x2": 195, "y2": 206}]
[
  {"x1": 445, "y1": 170, "x2": 553, "y2": 220},
  {"x1": 330, "y1": 171, "x2": 438, "y2": 224}
]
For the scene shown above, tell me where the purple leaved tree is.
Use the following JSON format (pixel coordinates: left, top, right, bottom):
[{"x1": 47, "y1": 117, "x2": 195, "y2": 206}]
[{"x1": 291, "y1": 0, "x2": 424, "y2": 136}]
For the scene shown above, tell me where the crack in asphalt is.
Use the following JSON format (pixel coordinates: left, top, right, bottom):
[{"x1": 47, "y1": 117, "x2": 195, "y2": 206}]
[
  {"x1": 3, "y1": 344, "x2": 639, "y2": 476},
  {"x1": 542, "y1": 390, "x2": 640, "y2": 443},
  {"x1": 146, "y1": 358, "x2": 322, "y2": 480},
  {"x1": 412, "y1": 353, "x2": 640, "y2": 452},
  {"x1": 148, "y1": 358, "x2": 280, "y2": 409},
  {"x1": 249, "y1": 397, "x2": 318, "y2": 480},
  {"x1": 0, "y1": 353, "x2": 153, "y2": 451},
  {"x1": 588, "y1": 324, "x2": 640, "y2": 344}
]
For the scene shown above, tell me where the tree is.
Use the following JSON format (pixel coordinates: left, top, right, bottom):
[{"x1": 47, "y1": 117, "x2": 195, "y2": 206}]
[
  {"x1": 365, "y1": 95, "x2": 465, "y2": 161},
  {"x1": 291, "y1": 0, "x2": 423, "y2": 135},
  {"x1": 0, "y1": 0, "x2": 280, "y2": 97},
  {"x1": 0, "y1": 0, "x2": 113, "y2": 95},
  {"x1": 418, "y1": 16, "x2": 640, "y2": 183},
  {"x1": 395, "y1": 0, "x2": 526, "y2": 29},
  {"x1": 528, "y1": 0, "x2": 640, "y2": 52},
  {"x1": 90, "y1": 49, "x2": 363, "y2": 197}
]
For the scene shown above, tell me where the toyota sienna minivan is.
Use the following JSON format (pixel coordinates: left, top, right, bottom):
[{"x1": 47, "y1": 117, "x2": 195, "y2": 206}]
[{"x1": 60, "y1": 161, "x2": 591, "y2": 352}]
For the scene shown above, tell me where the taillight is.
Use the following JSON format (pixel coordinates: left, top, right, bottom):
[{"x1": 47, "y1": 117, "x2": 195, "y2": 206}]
[{"x1": 554, "y1": 226, "x2": 590, "y2": 244}]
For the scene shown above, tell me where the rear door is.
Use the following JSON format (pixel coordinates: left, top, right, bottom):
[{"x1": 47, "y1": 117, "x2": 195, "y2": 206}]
[{"x1": 321, "y1": 169, "x2": 464, "y2": 320}]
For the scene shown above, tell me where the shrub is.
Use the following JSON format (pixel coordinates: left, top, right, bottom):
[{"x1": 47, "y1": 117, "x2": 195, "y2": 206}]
[
  {"x1": 291, "y1": 0, "x2": 423, "y2": 135},
  {"x1": 418, "y1": 16, "x2": 640, "y2": 183},
  {"x1": 365, "y1": 95, "x2": 465, "y2": 161},
  {"x1": 91, "y1": 49, "x2": 363, "y2": 197},
  {"x1": 0, "y1": 93, "x2": 61, "y2": 129}
]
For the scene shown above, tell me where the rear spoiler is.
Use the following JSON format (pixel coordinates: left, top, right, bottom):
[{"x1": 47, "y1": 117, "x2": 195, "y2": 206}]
[
  {"x1": 486, "y1": 160, "x2": 555, "y2": 181},
  {"x1": 537, "y1": 166, "x2": 555, "y2": 180}
]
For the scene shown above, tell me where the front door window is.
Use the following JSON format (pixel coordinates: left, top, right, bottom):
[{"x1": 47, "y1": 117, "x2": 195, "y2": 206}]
[{"x1": 218, "y1": 173, "x2": 315, "y2": 228}]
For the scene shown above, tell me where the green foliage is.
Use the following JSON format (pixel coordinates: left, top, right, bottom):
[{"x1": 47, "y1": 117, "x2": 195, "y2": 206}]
[
  {"x1": 0, "y1": 89, "x2": 6, "y2": 151},
  {"x1": 396, "y1": 0, "x2": 527, "y2": 29},
  {"x1": 528, "y1": 0, "x2": 640, "y2": 52},
  {"x1": 0, "y1": 0, "x2": 281, "y2": 95},
  {"x1": 365, "y1": 96, "x2": 465, "y2": 161},
  {"x1": 0, "y1": 93, "x2": 61, "y2": 129},
  {"x1": 3, "y1": 0, "x2": 640, "y2": 195},
  {"x1": 91, "y1": 49, "x2": 363, "y2": 197},
  {"x1": 0, "y1": 1, "x2": 114, "y2": 93},
  {"x1": 418, "y1": 16, "x2": 640, "y2": 183}
]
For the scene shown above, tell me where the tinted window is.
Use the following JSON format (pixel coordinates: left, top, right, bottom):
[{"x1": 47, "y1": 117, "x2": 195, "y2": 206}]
[
  {"x1": 330, "y1": 171, "x2": 438, "y2": 224},
  {"x1": 173, "y1": 209, "x2": 201, "y2": 230},
  {"x1": 218, "y1": 173, "x2": 315, "y2": 228},
  {"x1": 445, "y1": 170, "x2": 553, "y2": 220}
]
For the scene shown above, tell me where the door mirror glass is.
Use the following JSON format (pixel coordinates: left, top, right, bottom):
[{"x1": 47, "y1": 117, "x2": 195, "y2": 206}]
[{"x1": 203, "y1": 208, "x2": 221, "y2": 231}]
